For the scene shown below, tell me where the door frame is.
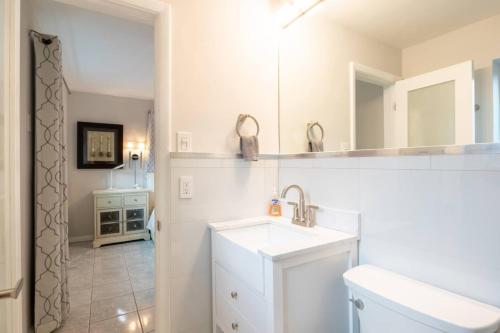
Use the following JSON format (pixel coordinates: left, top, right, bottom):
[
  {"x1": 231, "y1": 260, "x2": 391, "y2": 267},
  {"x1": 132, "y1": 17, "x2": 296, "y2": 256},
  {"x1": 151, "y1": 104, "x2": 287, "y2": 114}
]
[
  {"x1": 9, "y1": 0, "x2": 173, "y2": 331},
  {"x1": 3, "y1": 0, "x2": 23, "y2": 331},
  {"x1": 349, "y1": 62, "x2": 400, "y2": 150}
]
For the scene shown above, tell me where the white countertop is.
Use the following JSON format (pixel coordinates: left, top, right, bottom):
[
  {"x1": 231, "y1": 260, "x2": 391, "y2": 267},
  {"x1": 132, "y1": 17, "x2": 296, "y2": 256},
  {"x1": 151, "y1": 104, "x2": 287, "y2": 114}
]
[{"x1": 209, "y1": 216, "x2": 358, "y2": 260}]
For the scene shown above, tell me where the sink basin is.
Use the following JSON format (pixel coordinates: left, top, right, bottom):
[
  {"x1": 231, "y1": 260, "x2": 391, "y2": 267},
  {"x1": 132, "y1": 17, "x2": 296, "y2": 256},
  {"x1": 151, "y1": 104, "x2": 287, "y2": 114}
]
[
  {"x1": 210, "y1": 216, "x2": 357, "y2": 260},
  {"x1": 218, "y1": 223, "x2": 315, "y2": 253},
  {"x1": 209, "y1": 216, "x2": 359, "y2": 300}
]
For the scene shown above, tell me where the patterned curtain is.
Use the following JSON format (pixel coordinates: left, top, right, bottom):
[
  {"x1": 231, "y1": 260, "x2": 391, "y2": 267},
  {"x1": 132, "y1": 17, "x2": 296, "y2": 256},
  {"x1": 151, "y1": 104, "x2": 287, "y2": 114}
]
[
  {"x1": 145, "y1": 109, "x2": 155, "y2": 173},
  {"x1": 32, "y1": 32, "x2": 70, "y2": 333}
]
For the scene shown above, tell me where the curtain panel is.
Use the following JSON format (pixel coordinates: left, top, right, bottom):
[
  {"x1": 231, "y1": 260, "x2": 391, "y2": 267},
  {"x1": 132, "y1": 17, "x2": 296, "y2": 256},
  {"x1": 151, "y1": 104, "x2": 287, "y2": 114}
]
[
  {"x1": 32, "y1": 32, "x2": 70, "y2": 333},
  {"x1": 145, "y1": 109, "x2": 155, "y2": 173}
]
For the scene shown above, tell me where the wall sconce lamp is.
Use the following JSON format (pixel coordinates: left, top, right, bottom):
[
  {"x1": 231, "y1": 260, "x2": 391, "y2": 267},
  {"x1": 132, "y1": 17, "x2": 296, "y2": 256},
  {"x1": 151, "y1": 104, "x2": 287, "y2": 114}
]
[
  {"x1": 278, "y1": 0, "x2": 324, "y2": 28},
  {"x1": 127, "y1": 141, "x2": 145, "y2": 188}
]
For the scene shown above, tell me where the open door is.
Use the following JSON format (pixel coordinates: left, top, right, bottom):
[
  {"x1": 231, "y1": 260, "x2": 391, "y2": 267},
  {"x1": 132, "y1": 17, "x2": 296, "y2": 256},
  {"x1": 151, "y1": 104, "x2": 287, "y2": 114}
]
[
  {"x1": 1, "y1": 0, "x2": 24, "y2": 332},
  {"x1": 395, "y1": 61, "x2": 475, "y2": 147}
]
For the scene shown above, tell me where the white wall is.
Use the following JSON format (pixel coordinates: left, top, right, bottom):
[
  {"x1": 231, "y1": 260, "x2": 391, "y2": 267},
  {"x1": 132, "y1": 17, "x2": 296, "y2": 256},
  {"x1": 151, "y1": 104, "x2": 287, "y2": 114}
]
[
  {"x1": 168, "y1": 158, "x2": 277, "y2": 333},
  {"x1": 169, "y1": 0, "x2": 279, "y2": 154},
  {"x1": 279, "y1": 10, "x2": 401, "y2": 153},
  {"x1": 279, "y1": 153, "x2": 500, "y2": 308},
  {"x1": 67, "y1": 92, "x2": 153, "y2": 240},
  {"x1": 402, "y1": 13, "x2": 500, "y2": 143}
]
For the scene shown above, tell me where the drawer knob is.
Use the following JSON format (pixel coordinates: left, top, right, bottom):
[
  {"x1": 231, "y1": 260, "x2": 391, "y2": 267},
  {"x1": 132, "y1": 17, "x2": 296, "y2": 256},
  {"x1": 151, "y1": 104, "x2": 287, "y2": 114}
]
[
  {"x1": 349, "y1": 298, "x2": 365, "y2": 310},
  {"x1": 134, "y1": 198, "x2": 138, "y2": 202},
  {"x1": 231, "y1": 323, "x2": 239, "y2": 330},
  {"x1": 230, "y1": 291, "x2": 238, "y2": 299},
  {"x1": 108, "y1": 200, "x2": 112, "y2": 204}
]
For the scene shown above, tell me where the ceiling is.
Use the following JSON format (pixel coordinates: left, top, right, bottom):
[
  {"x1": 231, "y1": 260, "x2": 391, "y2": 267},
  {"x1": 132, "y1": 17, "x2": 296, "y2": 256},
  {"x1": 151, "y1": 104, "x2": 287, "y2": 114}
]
[
  {"x1": 315, "y1": 0, "x2": 500, "y2": 49},
  {"x1": 33, "y1": 0, "x2": 155, "y2": 100}
]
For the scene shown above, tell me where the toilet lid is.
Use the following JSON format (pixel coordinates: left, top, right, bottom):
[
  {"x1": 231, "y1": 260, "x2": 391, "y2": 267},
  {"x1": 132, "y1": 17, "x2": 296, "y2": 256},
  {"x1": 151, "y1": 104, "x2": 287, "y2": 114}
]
[{"x1": 344, "y1": 265, "x2": 500, "y2": 333}]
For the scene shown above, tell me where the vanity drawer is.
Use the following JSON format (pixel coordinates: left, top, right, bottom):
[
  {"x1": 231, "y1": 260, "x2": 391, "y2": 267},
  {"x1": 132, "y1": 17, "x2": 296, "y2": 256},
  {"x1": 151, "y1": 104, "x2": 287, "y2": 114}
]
[
  {"x1": 123, "y1": 194, "x2": 147, "y2": 206},
  {"x1": 96, "y1": 196, "x2": 122, "y2": 208},
  {"x1": 216, "y1": 292, "x2": 258, "y2": 333},
  {"x1": 215, "y1": 264, "x2": 267, "y2": 332}
]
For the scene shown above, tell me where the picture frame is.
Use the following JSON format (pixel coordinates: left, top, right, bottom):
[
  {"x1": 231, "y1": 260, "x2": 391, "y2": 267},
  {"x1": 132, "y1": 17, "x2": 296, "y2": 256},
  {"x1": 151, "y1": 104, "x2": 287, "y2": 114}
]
[{"x1": 77, "y1": 122, "x2": 124, "y2": 169}]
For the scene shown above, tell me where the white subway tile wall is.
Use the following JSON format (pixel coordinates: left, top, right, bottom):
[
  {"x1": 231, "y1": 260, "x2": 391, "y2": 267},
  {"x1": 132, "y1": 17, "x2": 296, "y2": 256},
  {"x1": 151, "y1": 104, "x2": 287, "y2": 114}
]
[
  {"x1": 168, "y1": 159, "x2": 278, "y2": 333},
  {"x1": 168, "y1": 153, "x2": 500, "y2": 332},
  {"x1": 280, "y1": 153, "x2": 500, "y2": 309}
]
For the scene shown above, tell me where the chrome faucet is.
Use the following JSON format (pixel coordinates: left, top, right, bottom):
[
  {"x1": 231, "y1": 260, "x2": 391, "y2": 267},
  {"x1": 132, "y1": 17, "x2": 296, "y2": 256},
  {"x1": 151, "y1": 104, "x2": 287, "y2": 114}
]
[{"x1": 280, "y1": 184, "x2": 318, "y2": 228}]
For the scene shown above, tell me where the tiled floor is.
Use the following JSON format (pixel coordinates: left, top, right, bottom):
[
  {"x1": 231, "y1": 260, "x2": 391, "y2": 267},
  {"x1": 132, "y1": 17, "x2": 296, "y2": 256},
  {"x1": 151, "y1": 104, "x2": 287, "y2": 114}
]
[{"x1": 56, "y1": 240, "x2": 155, "y2": 333}]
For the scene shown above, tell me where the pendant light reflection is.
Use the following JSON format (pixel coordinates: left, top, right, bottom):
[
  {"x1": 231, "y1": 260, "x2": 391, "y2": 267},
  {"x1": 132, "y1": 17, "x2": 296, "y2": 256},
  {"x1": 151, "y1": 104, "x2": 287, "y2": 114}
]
[{"x1": 278, "y1": 0, "x2": 324, "y2": 28}]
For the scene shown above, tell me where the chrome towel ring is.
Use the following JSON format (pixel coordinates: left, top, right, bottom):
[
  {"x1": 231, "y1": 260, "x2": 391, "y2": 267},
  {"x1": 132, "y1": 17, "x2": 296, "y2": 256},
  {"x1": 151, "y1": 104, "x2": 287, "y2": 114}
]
[
  {"x1": 307, "y1": 121, "x2": 324, "y2": 142},
  {"x1": 236, "y1": 114, "x2": 260, "y2": 137}
]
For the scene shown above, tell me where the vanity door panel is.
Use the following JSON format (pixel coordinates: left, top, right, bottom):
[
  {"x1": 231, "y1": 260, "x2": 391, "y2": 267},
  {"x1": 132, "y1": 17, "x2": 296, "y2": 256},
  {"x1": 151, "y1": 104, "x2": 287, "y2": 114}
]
[
  {"x1": 124, "y1": 207, "x2": 146, "y2": 234},
  {"x1": 97, "y1": 209, "x2": 122, "y2": 238}
]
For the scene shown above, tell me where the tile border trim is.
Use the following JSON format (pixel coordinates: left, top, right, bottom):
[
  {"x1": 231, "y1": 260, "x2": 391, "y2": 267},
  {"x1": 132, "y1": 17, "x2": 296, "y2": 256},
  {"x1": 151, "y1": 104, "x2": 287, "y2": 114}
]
[{"x1": 170, "y1": 143, "x2": 500, "y2": 160}]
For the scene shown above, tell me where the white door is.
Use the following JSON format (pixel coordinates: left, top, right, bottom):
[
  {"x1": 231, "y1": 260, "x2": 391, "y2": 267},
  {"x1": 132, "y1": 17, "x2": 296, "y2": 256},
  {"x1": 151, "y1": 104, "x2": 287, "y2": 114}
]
[
  {"x1": 1, "y1": 0, "x2": 23, "y2": 331},
  {"x1": 395, "y1": 61, "x2": 475, "y2": 147}
]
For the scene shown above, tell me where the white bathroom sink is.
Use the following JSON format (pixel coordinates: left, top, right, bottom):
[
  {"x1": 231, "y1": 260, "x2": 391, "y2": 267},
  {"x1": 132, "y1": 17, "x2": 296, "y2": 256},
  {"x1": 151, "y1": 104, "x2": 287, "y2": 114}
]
[
  {"x1": 210, "y1": 216, "x2": 360, "y2": 331},
  {"x1": 217, "y1": 223, "x2": 313, "y2": 251},
  {"x1": 209, "y1": 216, "x2": 357, "y2": 260}
]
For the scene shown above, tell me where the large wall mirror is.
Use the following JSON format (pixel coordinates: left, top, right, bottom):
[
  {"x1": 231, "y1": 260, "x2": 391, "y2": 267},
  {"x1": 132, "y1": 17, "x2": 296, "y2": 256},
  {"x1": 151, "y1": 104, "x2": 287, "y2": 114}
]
[{"x1": 279, "y1": 0, "x2": 500, "y2": 153}]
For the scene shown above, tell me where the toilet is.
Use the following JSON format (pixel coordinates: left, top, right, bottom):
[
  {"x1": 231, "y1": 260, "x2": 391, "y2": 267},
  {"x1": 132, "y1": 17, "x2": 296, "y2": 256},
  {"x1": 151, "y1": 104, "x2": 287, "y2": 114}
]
[{"x1": 344, "y1": 265, "x2": 500, "y2": 333}]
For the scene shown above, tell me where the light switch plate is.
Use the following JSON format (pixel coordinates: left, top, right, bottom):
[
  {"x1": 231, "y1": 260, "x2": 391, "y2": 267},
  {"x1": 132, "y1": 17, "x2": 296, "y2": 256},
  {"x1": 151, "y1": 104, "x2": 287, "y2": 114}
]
[
  {"x1": 177, "y1": 132, "x2": 193, "y2": 152},
  {"x1": 179, "y1": 176, "x2": 193, "y2": 199}
]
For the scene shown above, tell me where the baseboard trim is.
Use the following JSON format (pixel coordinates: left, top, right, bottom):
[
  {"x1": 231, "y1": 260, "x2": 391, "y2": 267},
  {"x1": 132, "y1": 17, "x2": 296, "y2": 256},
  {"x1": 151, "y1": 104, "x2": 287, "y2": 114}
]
[{"x1": 69, "y1": 235, "x2": 94, "y2": 243}]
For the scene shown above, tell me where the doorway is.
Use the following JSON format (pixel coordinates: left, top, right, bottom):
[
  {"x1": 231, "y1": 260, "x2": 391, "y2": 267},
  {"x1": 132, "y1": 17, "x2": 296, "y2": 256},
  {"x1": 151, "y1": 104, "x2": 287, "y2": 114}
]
[
  {"x1": 12, "y1": 0, "x2": 171, "y2": 332},
  {"x1": 349, "y1": 62, "x2": 399, "y2": 150},
  {"x1": 350, "y1": 61, "x2": 476, "y2": 149}
]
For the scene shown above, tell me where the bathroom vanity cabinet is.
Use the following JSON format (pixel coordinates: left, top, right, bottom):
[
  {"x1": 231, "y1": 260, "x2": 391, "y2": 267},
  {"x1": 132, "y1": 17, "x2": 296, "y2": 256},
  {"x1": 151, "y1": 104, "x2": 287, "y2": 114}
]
[
  {"x1": 209, "y1": 217, "x2": 359, "y2": 333},
  {"x1": 92, "y1": 189, "x2": 151, "y2": 248}
]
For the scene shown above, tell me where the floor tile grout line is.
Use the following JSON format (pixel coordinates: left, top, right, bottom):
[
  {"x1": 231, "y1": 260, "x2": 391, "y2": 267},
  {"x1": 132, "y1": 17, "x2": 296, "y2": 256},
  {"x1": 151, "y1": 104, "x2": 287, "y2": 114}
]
[
  {"x1": 66, "y1": 241, "x2": 153, "y2": 333},
  {"x1": 126, "y1": 242, "x2": 145, "y2": 333},
  {"x1": 88, "y1": 242, "x2": 96, "y2": 333}
]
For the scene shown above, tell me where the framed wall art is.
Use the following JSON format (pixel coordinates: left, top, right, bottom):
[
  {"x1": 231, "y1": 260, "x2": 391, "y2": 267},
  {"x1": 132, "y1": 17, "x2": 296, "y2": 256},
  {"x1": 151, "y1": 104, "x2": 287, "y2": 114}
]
[{"x1": 77, "y1": 122, "x2": 123, "y2": 169}]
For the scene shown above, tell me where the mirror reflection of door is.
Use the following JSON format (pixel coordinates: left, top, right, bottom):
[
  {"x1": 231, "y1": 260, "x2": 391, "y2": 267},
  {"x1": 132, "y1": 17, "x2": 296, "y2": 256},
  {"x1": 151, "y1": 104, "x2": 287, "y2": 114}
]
[
  {"x1": 396, "y1": 61, "x2": 475, "y2": 147},
  {"x1": 353, "y1": 61, "x2": 475, "y2": 149}
]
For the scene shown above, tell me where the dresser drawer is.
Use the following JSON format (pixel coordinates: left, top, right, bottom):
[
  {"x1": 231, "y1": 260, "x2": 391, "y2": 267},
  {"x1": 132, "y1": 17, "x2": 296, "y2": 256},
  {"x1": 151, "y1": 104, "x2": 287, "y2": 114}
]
[
  {"x1": 215, "y1": 264, "x2": 267, "y2": 332},
  {"x1": 96, "y1": 196, "x2": 122, "y2": 208},
  {"x1": 216, "y1": 293, "x2": 258, "y2": 333},
  {"x1": 123, "y1": 194, "x2": 147, "y2": 206}
]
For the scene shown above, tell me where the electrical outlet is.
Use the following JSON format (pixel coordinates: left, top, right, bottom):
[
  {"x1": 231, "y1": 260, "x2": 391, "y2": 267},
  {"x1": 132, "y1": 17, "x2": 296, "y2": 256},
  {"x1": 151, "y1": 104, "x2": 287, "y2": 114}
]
[
  {"x1": 177, "y1": 132, "x2": 193, "y2": 152},
  {"x1": 179, "y1": 176, "x2": 193, "y2": 199}
]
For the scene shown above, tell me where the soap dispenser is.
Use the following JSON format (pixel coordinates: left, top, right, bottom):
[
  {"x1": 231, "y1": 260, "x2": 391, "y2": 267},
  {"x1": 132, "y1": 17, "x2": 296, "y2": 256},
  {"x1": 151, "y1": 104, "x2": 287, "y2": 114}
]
[{"x1": 268, "y1": 188, "x2": 282, "y2": 217}]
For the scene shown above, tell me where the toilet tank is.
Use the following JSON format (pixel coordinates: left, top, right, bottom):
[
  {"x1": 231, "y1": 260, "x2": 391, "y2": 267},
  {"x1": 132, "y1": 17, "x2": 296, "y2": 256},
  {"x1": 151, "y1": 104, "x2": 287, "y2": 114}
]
[{"x1": 343, "y1": 265, "x2": 500, "y2": 333}]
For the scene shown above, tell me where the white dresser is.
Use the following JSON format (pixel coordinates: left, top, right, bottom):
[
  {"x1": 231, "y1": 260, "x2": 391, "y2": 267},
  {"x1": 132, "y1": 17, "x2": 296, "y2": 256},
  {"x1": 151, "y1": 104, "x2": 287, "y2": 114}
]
[{"x1": 92, "y1": 189, "x2": 151, "y2": 248}]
